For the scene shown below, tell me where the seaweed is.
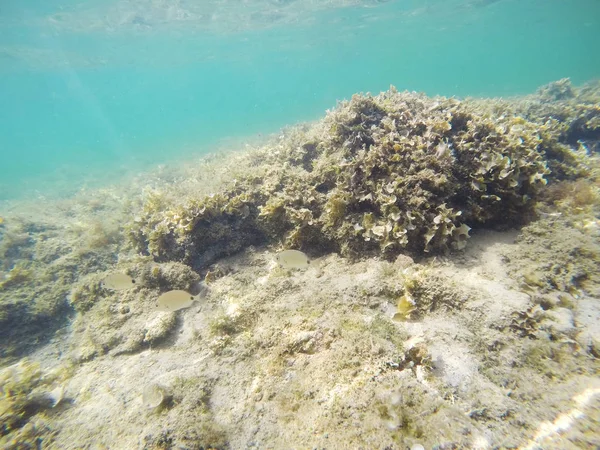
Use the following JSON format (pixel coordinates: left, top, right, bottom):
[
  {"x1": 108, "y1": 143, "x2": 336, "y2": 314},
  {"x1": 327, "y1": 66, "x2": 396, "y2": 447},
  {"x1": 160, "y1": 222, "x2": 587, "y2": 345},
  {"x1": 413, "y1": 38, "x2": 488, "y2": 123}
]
[{"x1": 128, "y1": 81, "x2": 599, "y2": 269}]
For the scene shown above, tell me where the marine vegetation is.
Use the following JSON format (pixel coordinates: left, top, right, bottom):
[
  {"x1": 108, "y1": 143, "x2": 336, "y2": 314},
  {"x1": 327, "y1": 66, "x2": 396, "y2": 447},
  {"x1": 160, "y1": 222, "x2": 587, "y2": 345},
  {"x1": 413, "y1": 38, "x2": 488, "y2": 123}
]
[
  {"x1": 0, "y1": 79, "x2": 599, "y2": 449},
  {"x1": 0, "y1": 359, "x2": 72, "y2": 448},
  {"x1": 128, "y1": 79, "x2": 597, "y2": 270}
]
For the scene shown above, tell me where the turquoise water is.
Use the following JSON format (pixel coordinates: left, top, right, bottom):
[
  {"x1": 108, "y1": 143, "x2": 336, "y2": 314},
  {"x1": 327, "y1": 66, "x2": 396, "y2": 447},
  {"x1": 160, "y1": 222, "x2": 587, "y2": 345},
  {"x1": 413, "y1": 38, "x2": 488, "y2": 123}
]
[{"x1": 1, "y1": 0, "x2": 599, "y2": 201}]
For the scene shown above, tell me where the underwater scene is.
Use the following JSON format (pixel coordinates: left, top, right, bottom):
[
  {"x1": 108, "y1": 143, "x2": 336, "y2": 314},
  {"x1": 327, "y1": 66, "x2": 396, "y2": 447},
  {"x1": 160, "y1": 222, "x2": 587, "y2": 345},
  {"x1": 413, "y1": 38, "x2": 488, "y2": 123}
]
[{"x1": 1, "y1": 0, "x2": 600, "y2": 448}]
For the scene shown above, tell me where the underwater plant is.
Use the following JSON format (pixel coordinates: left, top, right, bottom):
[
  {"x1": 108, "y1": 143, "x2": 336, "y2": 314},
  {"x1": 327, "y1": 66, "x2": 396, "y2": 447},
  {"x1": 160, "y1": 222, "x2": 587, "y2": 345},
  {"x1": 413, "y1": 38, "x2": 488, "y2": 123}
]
[{"x1": 127, "y1": 81, "x2": 597, "y2": 270}]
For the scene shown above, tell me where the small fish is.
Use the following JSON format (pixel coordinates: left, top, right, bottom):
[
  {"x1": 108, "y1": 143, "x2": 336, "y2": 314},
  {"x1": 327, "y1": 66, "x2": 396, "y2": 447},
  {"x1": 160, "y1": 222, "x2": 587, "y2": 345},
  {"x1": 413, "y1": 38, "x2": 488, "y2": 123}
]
[
  {"x1": 156, "y1": 290, "x2": 196, "y2": 312},
  {"x1": 276, "y1": 249, "x2": 310, "y2": 270},
  {"x1": 101, "y1": 273, "x2": 136, "y2": 290}
]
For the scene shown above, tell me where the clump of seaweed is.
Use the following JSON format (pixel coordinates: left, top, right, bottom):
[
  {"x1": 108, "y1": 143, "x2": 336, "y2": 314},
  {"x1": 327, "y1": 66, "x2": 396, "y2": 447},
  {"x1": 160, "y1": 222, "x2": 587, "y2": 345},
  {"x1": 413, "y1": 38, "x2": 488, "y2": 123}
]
[
  {"x1": 386, "y1": 343, "x2": 432, "y2": 374},
  {"x1": 69, "y1": 274, "x2": 106, "y2": 313},
  {"x1": 394, "y1": 268, "x2": 467, "y2": 321},
  {"x1": 521, "y1": 78, "x2": 600, "y2": 157},
  {"x1": 0, "y1": 229, "x2": 33, "y2": 271},
  {"x1": 126, "y1": 81, "x2": 598, "y2": 270},
  {"x1": 509, "y1": 305, "x2": 545, "y2": 339},
  {"x1": 136, "y1": 261, "x2": 202, "y2": 291},
  {"x1": 540, "y1": 179, "x2": 600, "y2": 214},
  {"x1": 506, "y1": 216, "x2": 600, "y2": 296},
  {"x1": 0, "y1": 262, "x2": 33, "y2": 289},
  {"x1": 0, "y1": 359, "x2": 71, "y2": 448}
]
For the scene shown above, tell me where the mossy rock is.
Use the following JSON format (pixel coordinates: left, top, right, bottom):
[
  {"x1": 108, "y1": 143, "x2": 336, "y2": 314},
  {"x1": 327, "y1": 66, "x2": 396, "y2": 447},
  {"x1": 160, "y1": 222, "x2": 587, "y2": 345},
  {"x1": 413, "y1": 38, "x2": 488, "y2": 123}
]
[{"x1": 128, "y1": 81, "x2": 597, "y2": 268}]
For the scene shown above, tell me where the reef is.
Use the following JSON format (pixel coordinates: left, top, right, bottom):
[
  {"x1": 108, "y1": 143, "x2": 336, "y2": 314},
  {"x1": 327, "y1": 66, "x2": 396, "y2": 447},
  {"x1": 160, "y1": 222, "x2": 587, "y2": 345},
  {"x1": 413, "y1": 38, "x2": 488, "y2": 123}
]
[
  {"x1": 68, "y1": 260, "x2": 202, "y2": 360},
  {"x1": 128, "y1": 79, "x2": 597, "y2": 270},
  {"x1": 0, "y1": 192, "x2": 127, "y2": 362},
  {"x1": 1, "y1": 79, "x2": 600, "y2": 449},
  {"x1": 0, "y1": 359, "x2": 73, "y2": 448}
]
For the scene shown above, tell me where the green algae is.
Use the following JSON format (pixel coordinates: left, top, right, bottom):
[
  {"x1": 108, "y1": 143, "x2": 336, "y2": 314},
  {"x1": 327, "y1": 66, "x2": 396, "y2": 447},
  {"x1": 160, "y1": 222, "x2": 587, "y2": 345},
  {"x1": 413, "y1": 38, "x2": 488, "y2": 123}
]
[
  {"x1": 129, "y1": 80, "x2": 599, "y2": 272},
  {"x1": 0, "y1": 80, "x2": 599, "y2": 449}
]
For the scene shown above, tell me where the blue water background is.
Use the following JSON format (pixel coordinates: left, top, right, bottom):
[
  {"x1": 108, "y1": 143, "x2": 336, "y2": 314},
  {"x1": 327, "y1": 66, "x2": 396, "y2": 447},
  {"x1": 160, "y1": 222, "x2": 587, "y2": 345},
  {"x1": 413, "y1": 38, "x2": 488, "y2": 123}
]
[{"x1": 1, "y1": 0, "x2": 599, "y2": 201}]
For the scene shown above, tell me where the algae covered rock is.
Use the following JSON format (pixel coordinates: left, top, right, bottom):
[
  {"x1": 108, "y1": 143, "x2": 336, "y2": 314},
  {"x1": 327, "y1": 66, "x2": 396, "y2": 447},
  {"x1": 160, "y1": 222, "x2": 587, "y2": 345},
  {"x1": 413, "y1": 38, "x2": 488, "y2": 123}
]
[
  {"x1": 68, "y1": 260, "x2": 201, "y2": 359},
  {"x1": 143, "y1": 312, "x2": 177, "y2": 344},
  {"x1": 0, "y1": 359, "x2": 71, "y2": 448},
  {"x1": 0, "y1": 198, "x2": 125, "y2": 362},
  {"x1": 127, "y1": 81, "x2": 597, "y2": 270},
  {"x1": 136, "y1": 261, "x2": 202, "y2": 291},
  {"x1": 506, "y1": 216, "x2": 600, "y2": 296}
]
